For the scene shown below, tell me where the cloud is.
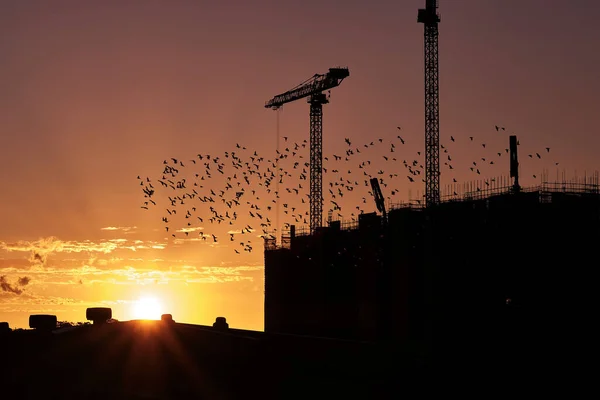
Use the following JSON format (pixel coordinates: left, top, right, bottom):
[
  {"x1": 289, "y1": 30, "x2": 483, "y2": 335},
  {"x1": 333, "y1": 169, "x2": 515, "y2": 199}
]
[
  {"x1": 172, "y1": 237, "x2": 210, "y2": 245},
  {"x1": 0, "y1": 247, "x2": 264, "y2": 288},
  {"x1": 54, "y1": 264, "x2": 262, "y2": 285},
  {"x1": 0, "y1": 237, "x2": 167, "y2": 265},
  {"x1": 0, "y1": 237, "x2": 118, "y2": 266},
  {"x1": 0, "y1": 292, "x2": 85, "y2": 308},
  {"x1": 175, "y1": 227, "x2": 204, "y2": 233},
  {"x1": 185, "y1": 276, "x2": 252, "y2": 283},
  {"x1": 0, "y1": 275, "x2": 31, "y2": 295},
  {"x1": 101, "y1": 226, "x2": 138, "y2": 232},
  {"x1": 198, "y1": 266, "x2": 262, "y2": 275},
  {"x1": 18, "y1": 276, "x2": 30, "y2": 286}
]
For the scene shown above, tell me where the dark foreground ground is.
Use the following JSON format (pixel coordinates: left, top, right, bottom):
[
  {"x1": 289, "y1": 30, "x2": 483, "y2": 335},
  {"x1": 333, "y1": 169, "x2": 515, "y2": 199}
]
[{"x1": 0, "y1": 320, "x2": 590, "y2": 399}]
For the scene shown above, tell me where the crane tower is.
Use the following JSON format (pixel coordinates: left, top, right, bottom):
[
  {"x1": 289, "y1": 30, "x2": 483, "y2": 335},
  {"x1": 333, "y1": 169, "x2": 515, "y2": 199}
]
[
  {"x1": 265, "y1": 68, "x2": 350, "y2": 234},
  {"x1": 418, "y1": 0, "x2": 441, "y2": 207}
]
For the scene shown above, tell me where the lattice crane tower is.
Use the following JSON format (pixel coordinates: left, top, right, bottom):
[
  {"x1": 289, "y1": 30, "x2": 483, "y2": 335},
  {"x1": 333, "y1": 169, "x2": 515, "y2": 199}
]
[
  {"x1": 418, "y1": 0, "x2": 441, "y2": 207},
  {"x1": 265, "y1": 68, "x2": 349, "y2": 234}
]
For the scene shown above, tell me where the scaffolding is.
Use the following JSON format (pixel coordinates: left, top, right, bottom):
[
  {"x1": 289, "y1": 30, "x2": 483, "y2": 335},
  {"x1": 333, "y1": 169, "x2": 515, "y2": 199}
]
[{"x1": 264, "y1": 173, "x2": 600, "y2": 250}]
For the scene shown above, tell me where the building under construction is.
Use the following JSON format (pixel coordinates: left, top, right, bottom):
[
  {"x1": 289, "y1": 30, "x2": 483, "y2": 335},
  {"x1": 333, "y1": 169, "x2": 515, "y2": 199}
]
[
  {"x1": 264, "y1": 2, "x2": 597, "y2": 356},
  {"x1": 264, "y1": 144, "x2": 600, "y2": 350}
]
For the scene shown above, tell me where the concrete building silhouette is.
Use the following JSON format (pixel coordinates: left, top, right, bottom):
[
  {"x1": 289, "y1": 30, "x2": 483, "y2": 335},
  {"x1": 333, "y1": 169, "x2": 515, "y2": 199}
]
[{"x1": 264, "y1": 171, "x2": 600, "y2": 348}]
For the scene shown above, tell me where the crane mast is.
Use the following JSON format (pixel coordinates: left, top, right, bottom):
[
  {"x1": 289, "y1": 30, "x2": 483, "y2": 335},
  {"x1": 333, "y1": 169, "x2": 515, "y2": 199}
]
[
  {"x1": 265, "y1": 68, "x2": 349, "y2": 234},
  {"x1": 418, "y1": 0, "x2": 441, "y2": 207},
  {"x1": 309, "y1": 92, "x2": 327, "y2": 235}
]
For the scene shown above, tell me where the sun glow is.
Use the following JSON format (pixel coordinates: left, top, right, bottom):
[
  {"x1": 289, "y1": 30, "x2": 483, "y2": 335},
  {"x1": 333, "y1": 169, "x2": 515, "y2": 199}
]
[{"x1": 132, "y1": 296, "x2": 163, "y2": 320}]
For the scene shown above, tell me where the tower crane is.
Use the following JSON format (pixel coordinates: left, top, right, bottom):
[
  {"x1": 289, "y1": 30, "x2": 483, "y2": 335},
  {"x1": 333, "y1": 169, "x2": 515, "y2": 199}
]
[
  {"x1": 418, "y1": 0, "x2": 441, "y2": 207},
  {"x1": 265, "y1": 67, "x2": 350, "y2": 234}
]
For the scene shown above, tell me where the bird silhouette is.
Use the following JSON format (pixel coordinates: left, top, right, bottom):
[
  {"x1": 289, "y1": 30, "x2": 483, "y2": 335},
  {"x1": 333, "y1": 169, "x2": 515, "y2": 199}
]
[{"x1": 138, "y1": 123, "x2": 564, "y2": 255}]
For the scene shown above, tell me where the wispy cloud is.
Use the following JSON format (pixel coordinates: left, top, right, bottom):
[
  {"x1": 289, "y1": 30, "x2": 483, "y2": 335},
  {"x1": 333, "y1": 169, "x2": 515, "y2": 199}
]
[
  {"x1": 185, "y1": 276, "x2": 252, "y2": 283},
  {"x1": 199, "y1": 266, "x2": 262, "y2": 275},
  {"x1": 18, "y1": 277, "x2": 30, "y2": 286},
  {"x1": 0, "y1": 275, "x2": 30, "y2": 295},
  {"x1": 0, "y1": 237, "x2": 167, "y2": 266},
  {"x1": 1, "y1": 237, "x2": 118, "y2": 266},
  {"x1": 172, "y1": 237, "x2": 209, "y2": 245},
  {"x1": 0, "y1": 259, "x2": 263, "y2": 287},
  {"x1": 101, "y1": 226, "x2": 138, "y2": 232},
  {"x1": 175, "y1": 227, "x2": 204, "y2": 233},
  {"x1": 0, "y1": 292, "x2": 88, "y2": 308},
  {"x1": 1, "y1": 237, "x2": 118, "y2": 254}
]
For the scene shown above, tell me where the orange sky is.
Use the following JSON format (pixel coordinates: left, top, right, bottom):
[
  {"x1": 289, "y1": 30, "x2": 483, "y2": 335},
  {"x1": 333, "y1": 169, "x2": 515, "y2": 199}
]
[{"x1": 1, "y1": 0, "x2": 599, "y2": 329}]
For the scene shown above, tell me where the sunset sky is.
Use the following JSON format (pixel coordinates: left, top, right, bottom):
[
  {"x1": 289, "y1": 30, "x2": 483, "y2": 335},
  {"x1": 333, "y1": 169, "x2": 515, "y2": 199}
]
[{"x1": 1, "y1": 0, "x2": 599, "y2": 329}]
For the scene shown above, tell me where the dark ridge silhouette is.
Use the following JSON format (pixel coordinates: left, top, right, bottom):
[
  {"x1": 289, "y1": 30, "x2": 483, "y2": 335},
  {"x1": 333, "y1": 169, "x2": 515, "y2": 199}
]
[
  {"x1": 0, "y1": 308, "x2": 430, "y2": 398},
  {"x1": 1, "y1": 310, "x2": 581, "y2": 397}
]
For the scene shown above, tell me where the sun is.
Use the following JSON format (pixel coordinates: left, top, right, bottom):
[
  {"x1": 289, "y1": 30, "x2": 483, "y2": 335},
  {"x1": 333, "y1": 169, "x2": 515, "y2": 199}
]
[{"x1": 132, "y1": 296, "x2": 163, "y2": 320}]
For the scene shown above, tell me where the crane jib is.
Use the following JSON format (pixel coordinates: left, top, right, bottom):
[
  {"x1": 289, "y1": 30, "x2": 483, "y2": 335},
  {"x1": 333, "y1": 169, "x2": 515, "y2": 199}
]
[{"x1": 265, "y1": 68, "x2": 349, "y2": 109}]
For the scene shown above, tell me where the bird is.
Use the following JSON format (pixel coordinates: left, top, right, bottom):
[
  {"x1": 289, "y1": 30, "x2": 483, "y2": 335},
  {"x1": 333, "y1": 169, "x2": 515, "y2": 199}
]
[{"x1": 138, "y1": 124, "x2": 563, "y2": 255}]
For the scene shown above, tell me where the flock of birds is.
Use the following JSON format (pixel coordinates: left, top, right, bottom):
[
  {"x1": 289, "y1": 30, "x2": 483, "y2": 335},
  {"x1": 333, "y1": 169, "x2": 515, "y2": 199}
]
[{"x1": 138, "y1": 125, "x2": 560, "y2": 255}]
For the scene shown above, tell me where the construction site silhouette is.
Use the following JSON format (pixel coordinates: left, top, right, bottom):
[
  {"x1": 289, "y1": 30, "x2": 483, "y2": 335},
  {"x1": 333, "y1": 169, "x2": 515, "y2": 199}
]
[
  {"x1": 2, "y1": 132, "x2": 595, "y2": 397},
  {"x1": 2, "y1": 1, "x2": 596, "y2": 398}
]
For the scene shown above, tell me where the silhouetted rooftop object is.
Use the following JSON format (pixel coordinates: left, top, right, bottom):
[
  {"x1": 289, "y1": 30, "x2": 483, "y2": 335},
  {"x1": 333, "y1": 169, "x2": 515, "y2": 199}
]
[
  {"x1": 86, "y1": 307, "x2": 112, "y2": 325},
  {"x1": 161, "y1": 313, "x2": 174, "y2": 323},
  {"x1": 0, "y1": 321, "x2": 10, "y2": 334},
  {"x1": 213, "y1": 316, "x2": 229, "y2": 330},
  {"x1": 510, "y1": 135, "x2": 521, "y2": 192},
  {"x1": 29, "y1": 314, "x2": 57, "y2": 331}
]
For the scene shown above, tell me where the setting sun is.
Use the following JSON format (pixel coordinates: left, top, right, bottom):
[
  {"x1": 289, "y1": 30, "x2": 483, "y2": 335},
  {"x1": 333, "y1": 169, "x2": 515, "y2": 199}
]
[{"x1": 132, "y1": 296, "x2": 163, "y2": 320}]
